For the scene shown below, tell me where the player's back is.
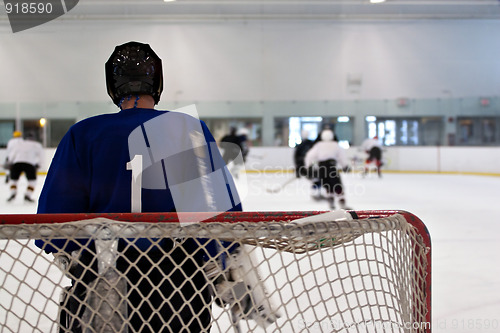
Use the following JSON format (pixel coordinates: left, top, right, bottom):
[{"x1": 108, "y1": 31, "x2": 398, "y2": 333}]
[
  {"x1": 306, "y1": 140, "x2": 348, "y2": 168},
  {"x1": 39, "y1": 108, "x2": 213, "y2": 214},
  {"x1": 9, "y1": 139, "x2": 42, "y2": 165}
]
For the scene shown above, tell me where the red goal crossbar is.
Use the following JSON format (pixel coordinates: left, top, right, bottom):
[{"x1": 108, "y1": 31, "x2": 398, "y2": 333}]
[{"x1": 0, "y1": 210, "x2": 431, "y2": 332}]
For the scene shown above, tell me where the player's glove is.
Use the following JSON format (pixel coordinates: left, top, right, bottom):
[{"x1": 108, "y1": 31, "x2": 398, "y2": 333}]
[{"x1": 204, "y1": 245, "x2": 281, "y2": 329}]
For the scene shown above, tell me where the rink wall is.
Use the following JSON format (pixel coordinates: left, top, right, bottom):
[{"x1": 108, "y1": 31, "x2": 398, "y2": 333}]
[
  {"x1": 245, "y1": 146, "x2": 500, "y2": 176},
  {"x1": 0, "y1": 147, "x2": 499, "y2": 177}
]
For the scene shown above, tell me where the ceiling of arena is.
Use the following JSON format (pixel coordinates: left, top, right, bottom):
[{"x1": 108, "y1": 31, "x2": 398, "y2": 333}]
[{"x1": 61, "y1": 0, "x2": 500, "y2": 21}]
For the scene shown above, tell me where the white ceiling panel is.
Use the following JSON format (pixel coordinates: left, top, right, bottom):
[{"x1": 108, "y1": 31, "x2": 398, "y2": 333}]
[{"x1": 58, "y1": 0, "x2": 500, "y2": 21}]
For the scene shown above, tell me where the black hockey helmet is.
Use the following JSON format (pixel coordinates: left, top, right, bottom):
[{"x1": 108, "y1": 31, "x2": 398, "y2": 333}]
[{"x1": 105, "y1": 41, "x2": 163, "y2": 106}]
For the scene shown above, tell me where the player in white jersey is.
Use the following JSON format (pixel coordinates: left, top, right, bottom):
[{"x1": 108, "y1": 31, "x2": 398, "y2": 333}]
[
  {"x1": 4, "y1": 130, "x2": 23, "y2": 183},
  {"x1": 305, "y1": 129, "x2": 350, "y2": 210},
  {"x1": 361, "y1": 136, "x2": 383, "y2": 177},
  {"x1": 7, "y1": 133, "x2": 43, "y2": 202}
]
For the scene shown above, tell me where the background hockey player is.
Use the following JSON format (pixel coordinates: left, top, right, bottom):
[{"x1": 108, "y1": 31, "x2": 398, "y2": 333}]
[
  {"x1": 304, "y1": 129, "x2": 351, "y2": 210},
  {"x1": 34, "y1": 42, "x2": 278, "y2": 332},
  {"x1": 219, "y1": 127, "x2": 250, "y2": 179},
  {"x1": 6, "y1": 132, "x2": 43, "y2": 202},
  {"x1": 361, "y1": 135, "x2": 383, "y2": 177},
  {"x1": 219, "y1": 127, "x2": 246, "y2": 178},
  {"x1": 236, "y1": 127, "x2": 250, "y2": 163},
  {"x1": 4, "y1": 130, "x2": 23, "y2": 184},
  {"x1": 293, "y1": 130, "x2": 314, "y2": 178},
  {"x1": 220, "y1": 127, "x2": 244, "y2": 165}
]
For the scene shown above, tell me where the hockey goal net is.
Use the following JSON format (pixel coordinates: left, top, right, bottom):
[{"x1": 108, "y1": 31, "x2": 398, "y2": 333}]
[{"x1": 0, "y1": 210, "x2": 430, "y2": 333}]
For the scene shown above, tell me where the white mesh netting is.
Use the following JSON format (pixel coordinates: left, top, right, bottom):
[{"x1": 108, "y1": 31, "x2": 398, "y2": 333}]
[{"x1": 0, "y1": 211, "x2": 430, "y2": 333}]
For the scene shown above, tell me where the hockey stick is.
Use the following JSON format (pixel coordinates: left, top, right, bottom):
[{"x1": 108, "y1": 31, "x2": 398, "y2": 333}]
[{"x1": 266, "y1": 177, "x2": 297, "y2": 193}]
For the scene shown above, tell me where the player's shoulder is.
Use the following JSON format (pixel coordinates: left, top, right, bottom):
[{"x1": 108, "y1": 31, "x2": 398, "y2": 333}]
[
  {"x1": 156, "y1": 109, "x2": 209, "y2": 131},
  {"x1": 68, "y1": 109, "x2": 207, "y2": 139},
  {"x1": 159, "y1": 109, "x2": 205, "y2": 123},
  {"x1": 67, "y1": 110, "x2": 152, "y2": 133},
  {"x1": 25, "y1": 140, "x2": 43, "y2": 148},
  {"x1": 69, "y1": 113, "x2": 116, "y2": 130},
  {"x1": 317, "y1": 140, "x2": 335, "y2": 147}
]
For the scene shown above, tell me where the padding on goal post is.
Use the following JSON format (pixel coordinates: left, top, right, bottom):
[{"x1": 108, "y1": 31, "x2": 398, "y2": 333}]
[{"x1": 0, "y1": 210, "x2": 431, "y2": 333}]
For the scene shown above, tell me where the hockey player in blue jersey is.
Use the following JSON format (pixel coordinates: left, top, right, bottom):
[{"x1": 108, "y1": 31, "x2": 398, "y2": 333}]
[{"x1": 35, "y1": 42, "x2": 278, "y2": 332}]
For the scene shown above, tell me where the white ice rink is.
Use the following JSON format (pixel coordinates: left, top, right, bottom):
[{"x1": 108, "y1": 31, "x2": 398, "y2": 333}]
[{"x1": 1, "y1": 170, "x2": 499, "y2": 332}]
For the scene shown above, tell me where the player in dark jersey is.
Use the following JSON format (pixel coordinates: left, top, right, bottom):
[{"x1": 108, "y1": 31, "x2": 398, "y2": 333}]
[
  {"x1": 294, "y1": 130, "x2": 315, "y2": 179},
  {"x1": 35, "y1": 42, "x2": 248, "y2": 332},
  {"x1": 220, "y1": 127, "x2": 244, "y2": 165},
  {"x1": 361, "y1": 136, "x2": 383, "y2": 177}
]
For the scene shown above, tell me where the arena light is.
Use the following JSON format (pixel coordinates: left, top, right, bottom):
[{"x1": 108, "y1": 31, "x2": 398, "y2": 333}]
[
  {"x1": 337, "y1": 116, "x2": 350, "y2": 123},
  {"x1": 370, "y1": 0, "x2": 386, "y2": 3},
  {"x1": 39, "y1": 118, "x2": 46, "y2": 127}
]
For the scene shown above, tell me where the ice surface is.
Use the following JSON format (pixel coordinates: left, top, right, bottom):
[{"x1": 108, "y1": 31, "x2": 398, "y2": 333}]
[{"x1": 1, "y1": 171, "x2": 499, "y2": 332}]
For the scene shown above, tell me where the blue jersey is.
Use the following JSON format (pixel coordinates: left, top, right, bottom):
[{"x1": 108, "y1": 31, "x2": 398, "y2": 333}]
[{"x1": 36, "y1": 108, "x2": 242, "y2": 253}]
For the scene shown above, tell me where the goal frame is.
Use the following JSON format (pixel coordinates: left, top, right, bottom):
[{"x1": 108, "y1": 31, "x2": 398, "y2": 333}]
[{"x1": 0, "y1": 210, "x2": 431, "y2": 332}]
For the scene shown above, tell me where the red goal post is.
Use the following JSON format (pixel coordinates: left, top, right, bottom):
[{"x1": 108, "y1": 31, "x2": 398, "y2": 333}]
[{"x1": 0, "y1": 210, "x2": 431, "y2": 333}]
